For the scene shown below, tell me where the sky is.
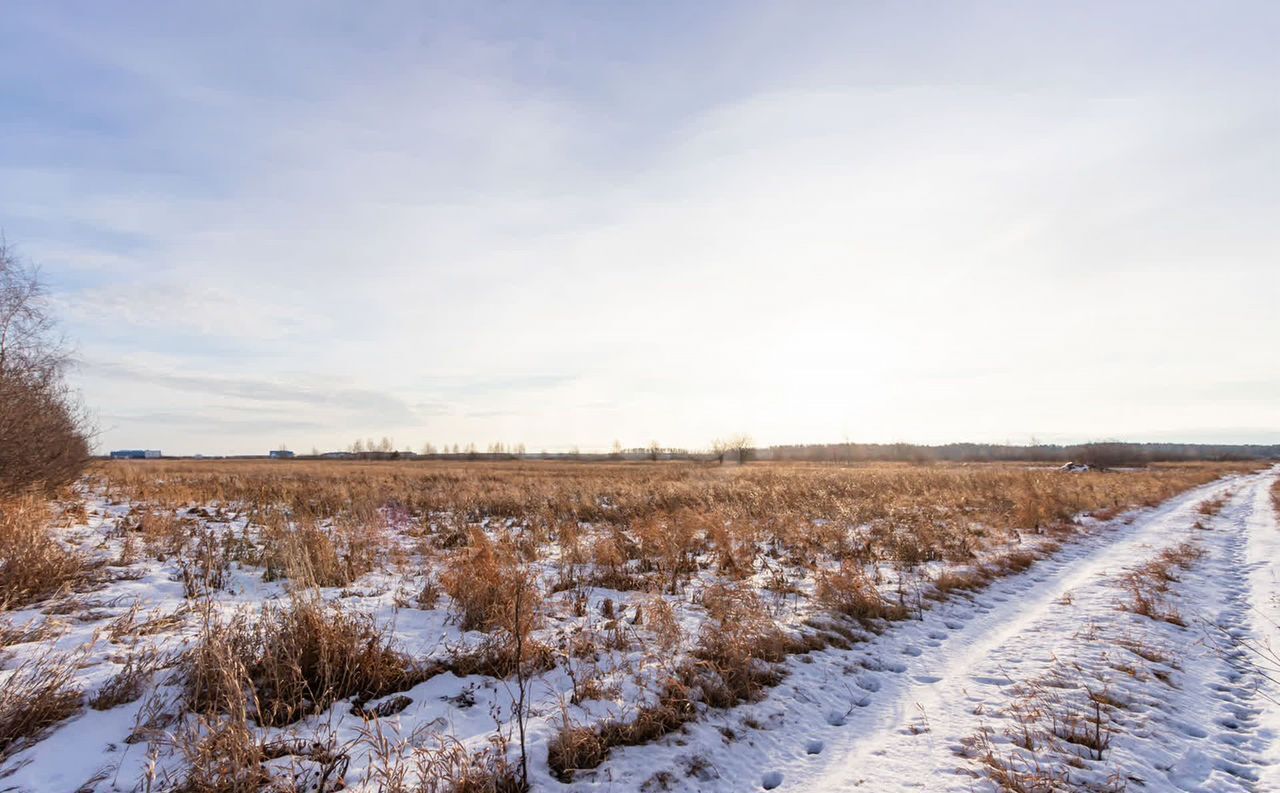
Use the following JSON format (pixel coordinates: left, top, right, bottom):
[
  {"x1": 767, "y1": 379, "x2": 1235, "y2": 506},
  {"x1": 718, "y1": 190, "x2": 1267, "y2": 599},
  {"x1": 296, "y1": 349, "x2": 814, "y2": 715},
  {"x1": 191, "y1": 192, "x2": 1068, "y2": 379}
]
[{"x1": 2, "y1": 1, "x2": 1277, "y2": 455}]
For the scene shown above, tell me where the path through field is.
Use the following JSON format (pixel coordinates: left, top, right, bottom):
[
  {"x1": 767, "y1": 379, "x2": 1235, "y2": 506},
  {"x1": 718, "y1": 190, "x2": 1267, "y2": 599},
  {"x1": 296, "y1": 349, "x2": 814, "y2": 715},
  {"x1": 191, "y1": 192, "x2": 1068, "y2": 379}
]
[{"x1": 600, "y1": 467, "x2": 1280, "y2": 792}]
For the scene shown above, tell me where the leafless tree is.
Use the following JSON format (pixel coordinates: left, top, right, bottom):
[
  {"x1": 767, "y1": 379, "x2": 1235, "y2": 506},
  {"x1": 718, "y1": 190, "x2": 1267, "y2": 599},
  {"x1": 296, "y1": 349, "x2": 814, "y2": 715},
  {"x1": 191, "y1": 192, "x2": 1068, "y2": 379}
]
[
  {"x1": 727, "y1": 433, "x2": 754, "y2": 464},
  {"x1": 712, "y1": 434, "x2": 754, "y2": 464},
  {"x1": 0, "y1": 239, "x2": 62, "y2": 379},
  {"x1": 0, "y1": 240, "x2": 91, "y2": 496}
]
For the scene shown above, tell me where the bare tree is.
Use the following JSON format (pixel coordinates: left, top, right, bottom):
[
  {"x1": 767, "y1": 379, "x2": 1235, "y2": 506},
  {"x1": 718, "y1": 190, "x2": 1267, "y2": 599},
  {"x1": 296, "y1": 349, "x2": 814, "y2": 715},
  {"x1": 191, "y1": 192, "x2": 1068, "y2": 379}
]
[
  {"x1": 0, "y1": 240, "x2": 90, "y2": 496},
  {"x1": 711, "y1": 435, "x2": 752, "y2": 464},
  {"x1": 710, "y1": 438, "x2": 728, "y2": 464},
  {"x1": 0, "y1": 239, "x2": 62, "y2": 380}
]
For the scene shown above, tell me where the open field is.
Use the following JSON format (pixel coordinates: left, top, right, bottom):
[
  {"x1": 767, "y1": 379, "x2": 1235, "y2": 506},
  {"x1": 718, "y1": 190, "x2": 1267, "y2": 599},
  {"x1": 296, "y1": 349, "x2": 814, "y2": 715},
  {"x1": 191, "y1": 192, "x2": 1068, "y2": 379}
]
[{"x1": 1, "y1": 459, "x2": 1277, "y2": 792}]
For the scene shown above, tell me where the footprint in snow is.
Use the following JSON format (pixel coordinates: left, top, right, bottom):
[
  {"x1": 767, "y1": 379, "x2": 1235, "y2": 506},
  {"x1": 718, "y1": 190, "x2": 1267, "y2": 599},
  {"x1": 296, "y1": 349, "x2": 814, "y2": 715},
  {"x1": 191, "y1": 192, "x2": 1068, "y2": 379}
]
[
  {"x1": 856, "y1": 676, "x2": 881, "y2": 692},
  {"x1": 901, "y1": 645, "x2": 922, "y2": 657},
  {"x1": 1176, "y1": 722, "x2": 1209, "y2": 738},
  {"x1": 805, "y1": 739, "x2": 824, "y2": 755},
  {"x1": 762, "y1": 771, "x2": 784, "y2": 790},
  {"x1": 1214, "y1": 760, "x2": 1260, "y2": 782}
]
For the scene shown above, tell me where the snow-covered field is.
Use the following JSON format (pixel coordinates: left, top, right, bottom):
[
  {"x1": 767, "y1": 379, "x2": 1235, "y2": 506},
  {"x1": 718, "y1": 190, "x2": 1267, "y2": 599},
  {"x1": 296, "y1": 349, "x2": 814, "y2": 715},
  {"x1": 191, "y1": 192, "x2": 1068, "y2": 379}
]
[
  {"x1": 1, "y1": 463, "x2": 1276, "y2": 792},
  {"x1": 684, "y1": 467, "x2": 1280, "y2": 792}
]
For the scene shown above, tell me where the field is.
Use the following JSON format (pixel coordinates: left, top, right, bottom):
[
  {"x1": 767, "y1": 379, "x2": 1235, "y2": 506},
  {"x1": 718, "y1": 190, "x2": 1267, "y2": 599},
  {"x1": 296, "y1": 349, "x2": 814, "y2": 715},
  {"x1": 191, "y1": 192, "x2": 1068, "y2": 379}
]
[{"x1": 1, "y1": 459, "x2": 1278, "y2": 792}]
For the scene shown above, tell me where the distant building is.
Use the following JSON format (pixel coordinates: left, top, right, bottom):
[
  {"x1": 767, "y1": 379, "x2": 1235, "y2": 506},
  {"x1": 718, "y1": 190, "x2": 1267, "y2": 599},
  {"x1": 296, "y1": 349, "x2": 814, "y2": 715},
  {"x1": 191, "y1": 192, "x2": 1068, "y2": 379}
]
[
  {"x1": 269, "y1": 449, "x2": 296, "y2": 459},
  {"x1": 110, "y1": 449, "x2": 161, "y2": 459}
]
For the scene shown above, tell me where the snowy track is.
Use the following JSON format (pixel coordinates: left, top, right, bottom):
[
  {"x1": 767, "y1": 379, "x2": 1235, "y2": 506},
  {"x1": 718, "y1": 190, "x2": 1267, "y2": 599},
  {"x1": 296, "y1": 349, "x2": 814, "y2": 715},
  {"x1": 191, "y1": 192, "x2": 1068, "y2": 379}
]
[{"x1": 603, "y1": 468, "x2": 1280, "y2": 792}]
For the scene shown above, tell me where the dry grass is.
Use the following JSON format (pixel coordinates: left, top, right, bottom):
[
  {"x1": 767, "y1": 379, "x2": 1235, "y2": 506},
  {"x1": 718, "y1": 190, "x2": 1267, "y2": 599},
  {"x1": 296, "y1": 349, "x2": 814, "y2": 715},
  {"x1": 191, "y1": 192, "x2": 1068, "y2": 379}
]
[
  {"x1": 90, "y1": 648, "x2": 172, "y2": 711},
  {"x1": 441, "y1": 529, "x2": 541, "y2": 634},
  {"x1": 0, "y1": 646, "x2": 84, "y2": 759},
  {"x1": 815, "y1": 560, "x2": 909, "y2": 622},
  {"x1": 971, "y1": 668, "x2": 1123, "y2": 791},
  {"x1": 69, "y1": 458, "x2": 1250, "y2": 782},
  {"x1": 1118, "y1": 542, "x2": 1204, "y2": 626},
  {"x1": 0, "y1": 495, "x2": 91, "y2": 609},
  {"x1": 262, "y1": 513, "x2": 383, "y2": 587},
  {"x1": 93, "y1": 460, "x2": 1240, "y2": 559},
  {"x1": 362, "y1": 725, "x2": 525, "y2": 793},
  {"x1": 693, "y1": 582, "x2": 792, "y2": 705},
  {"x1": 185, "y1": 594, "x2": 432, "y2": 728},
  {"x1": 547, "y1": 682, "x2": 697, "y2": 782}
]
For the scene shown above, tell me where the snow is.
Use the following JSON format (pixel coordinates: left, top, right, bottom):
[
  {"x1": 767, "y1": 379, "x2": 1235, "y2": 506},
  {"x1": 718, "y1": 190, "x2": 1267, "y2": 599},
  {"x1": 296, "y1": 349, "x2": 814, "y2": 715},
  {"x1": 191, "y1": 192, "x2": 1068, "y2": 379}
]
[
  {"x1": 1, "y1": 467, "x2": 1277, "y2": 791},
  {"x1": 587, "y1": 466, "x2": 1280, "y2": 791}
]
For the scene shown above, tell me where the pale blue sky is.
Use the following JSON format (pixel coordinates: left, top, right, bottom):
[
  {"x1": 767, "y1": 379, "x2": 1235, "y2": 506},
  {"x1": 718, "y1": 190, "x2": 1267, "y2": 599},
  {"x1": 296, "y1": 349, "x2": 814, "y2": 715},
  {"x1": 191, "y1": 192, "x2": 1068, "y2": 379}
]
[{"x1": 3, "y1": 1, "x2": 1277, "y2": 454}]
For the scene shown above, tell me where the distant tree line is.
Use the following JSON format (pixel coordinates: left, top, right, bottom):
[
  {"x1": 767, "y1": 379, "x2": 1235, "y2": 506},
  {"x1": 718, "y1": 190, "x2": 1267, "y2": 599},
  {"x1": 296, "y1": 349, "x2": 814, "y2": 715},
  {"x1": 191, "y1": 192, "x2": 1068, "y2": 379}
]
[
  {"x1": 277, "y1": 439, "x2": 1280, "y2": 467},
  {"x1": 767, "y1": 441, "x2": 1280, "y2": 466}
]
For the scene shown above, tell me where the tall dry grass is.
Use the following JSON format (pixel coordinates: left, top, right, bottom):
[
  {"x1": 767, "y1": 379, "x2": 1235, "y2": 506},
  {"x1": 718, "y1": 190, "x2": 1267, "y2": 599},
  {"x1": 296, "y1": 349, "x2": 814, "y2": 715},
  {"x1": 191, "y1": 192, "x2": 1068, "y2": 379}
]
[
  {"x1": 0, "y1": 495, "x2": 90, "y2": 609},
  {"x1": 93, "y1": 460, "x2": 1244, "y2": 585},
  {"x1": 0, "y1": 646, "x2": 83, "y2": 759},
  {"x1": 185, "y1": 595, "x2": 431, "y2": 728},
  {"x1": 82, "y1": 458, "x2": 1254, "y2": 782}
]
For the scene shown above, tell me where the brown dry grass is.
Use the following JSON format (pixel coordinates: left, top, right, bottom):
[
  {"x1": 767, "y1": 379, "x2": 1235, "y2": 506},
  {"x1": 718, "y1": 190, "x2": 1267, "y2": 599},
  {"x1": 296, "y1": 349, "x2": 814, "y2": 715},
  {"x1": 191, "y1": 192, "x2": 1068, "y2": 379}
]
[
  {"x1": 1118, "y1": 542, "x2": 1204, "y2": 626},
  {"x1": 362, "y1": 725, "x2": 525, "y2": 793},
  {"x1": 0, "y1": 495, "x2": 91, "y2": 609},
  {"x1": 815, "y1": 560, "x2": 909, "y2": 622},
  {"x1": 0, "y1": 646, "x2": 84, "y2": 759},
  {"x1": 93, "y1": 460, "x2": 1242, "y2": 550},
  {"x1": 78, "y1": 458, "x2": 1250, "y2": 780},
  {"x1": 90, "y1": 460, "x2": 1244, "y2": 605},
  {"x1": 185, "y1": 594, "x2": 433, "y2": 728},
  {"x1": 441, "y1": 528, "x2": 541, "y2": 634}
]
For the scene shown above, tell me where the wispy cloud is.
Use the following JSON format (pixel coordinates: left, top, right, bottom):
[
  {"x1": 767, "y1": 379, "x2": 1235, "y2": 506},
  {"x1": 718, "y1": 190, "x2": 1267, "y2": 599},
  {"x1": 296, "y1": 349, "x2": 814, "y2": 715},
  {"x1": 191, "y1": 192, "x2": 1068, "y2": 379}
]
[
  {"x1": 85, "y1": 361, "x2": 421, "y2": 423},
  {"x1": 4, "y1": 2, "x2": 1278, "y2": 452},
  {"x1": 99, "y1": 411, "x2": 326, "y2": 433}
]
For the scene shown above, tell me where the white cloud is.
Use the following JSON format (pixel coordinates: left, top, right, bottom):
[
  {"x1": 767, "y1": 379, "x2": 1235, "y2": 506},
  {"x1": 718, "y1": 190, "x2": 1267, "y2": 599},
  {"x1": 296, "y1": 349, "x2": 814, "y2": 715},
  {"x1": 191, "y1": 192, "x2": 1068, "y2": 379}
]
[{"x1": 4, "y1": 1, "x2": 1277, "y2": 453}]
